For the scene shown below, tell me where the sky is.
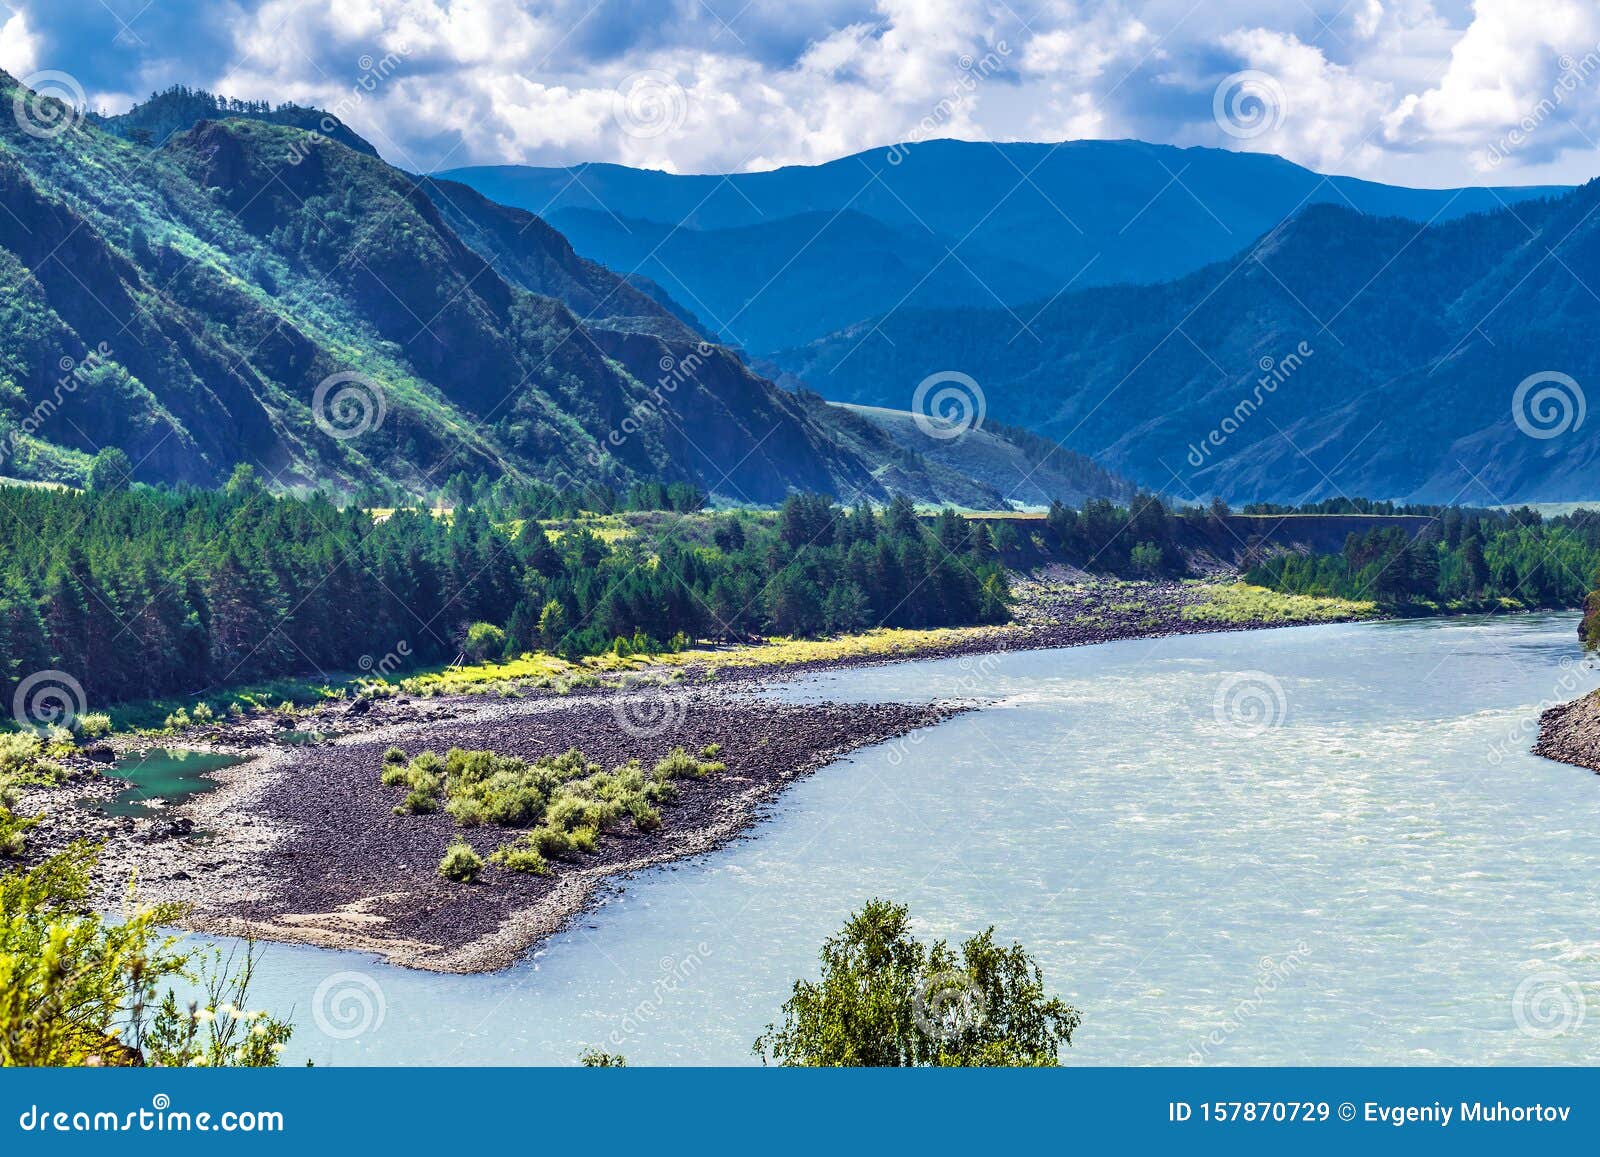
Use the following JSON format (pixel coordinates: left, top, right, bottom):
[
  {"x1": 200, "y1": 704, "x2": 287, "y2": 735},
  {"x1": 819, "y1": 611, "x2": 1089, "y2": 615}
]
[{"x1": 3, "y1": 0, "x2": 1600, "y2": 186}]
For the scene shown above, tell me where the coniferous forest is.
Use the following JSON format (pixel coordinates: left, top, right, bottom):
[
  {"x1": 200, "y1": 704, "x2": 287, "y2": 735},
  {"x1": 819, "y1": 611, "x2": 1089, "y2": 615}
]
[{"x1": 0, "y1": 472, "x2": 1012, "y2": 708}]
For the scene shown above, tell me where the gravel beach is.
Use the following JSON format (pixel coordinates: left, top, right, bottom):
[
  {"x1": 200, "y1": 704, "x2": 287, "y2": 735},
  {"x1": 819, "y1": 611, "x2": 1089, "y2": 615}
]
[{"x1": 17, "y1": 578, "x2": 1365, "y2": 973}]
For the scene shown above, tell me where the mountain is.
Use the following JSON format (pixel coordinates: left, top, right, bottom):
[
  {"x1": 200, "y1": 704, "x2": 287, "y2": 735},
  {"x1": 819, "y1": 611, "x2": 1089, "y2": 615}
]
[
  {"x1": 1, "y1": 75, "x2": 1101, "y2": 506},
  {"x1": 95, "y1": 85, "x2": 379, "y2": 154},
  {"x1": 828, "y1": 404, "x2": 1134, "y2": 509},
  {"x1": 778, "y1": 185, "x2": 1600, "y2": 504},
  {"x1": 441, "y1": 140, "x2": 1565, "y2": 353}
]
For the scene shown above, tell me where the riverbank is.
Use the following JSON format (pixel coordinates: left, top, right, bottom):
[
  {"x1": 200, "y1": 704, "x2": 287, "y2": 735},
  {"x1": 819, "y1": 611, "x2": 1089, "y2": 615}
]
[
  {"x1": 1534, "y1": 689, "x2": 1600, "y2": 774},
  {"x1": 14, "y1": 578, "x2": 1373, "y2": 973}
]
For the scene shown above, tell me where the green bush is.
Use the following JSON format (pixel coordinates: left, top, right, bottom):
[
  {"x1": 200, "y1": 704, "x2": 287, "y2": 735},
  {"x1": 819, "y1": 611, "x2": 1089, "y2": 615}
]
[
  {"x1": 73, "y1": 712, "x2": 113, "y2": 740},
  {"x1": 489, "y1": 840, "x2": 548, "y2": 875},
  {"x1": 0, "y1": 734, "x2": 63, "y2": 785},
  {"x1": 1, "y1": 844, "x2": 293, "y2": 1066},
  {"x1": 382, "y1": 746, "x2": 406, "y2": 766},
  {"x1": 384, "y1": 744, "x2": 724, "y2": 873},
  {"x1": 463, "y1": 622, "x2": 507, "y2": 662},
  {"x1": 438, "y1": 841, "x2": 484, "y2": 883}
]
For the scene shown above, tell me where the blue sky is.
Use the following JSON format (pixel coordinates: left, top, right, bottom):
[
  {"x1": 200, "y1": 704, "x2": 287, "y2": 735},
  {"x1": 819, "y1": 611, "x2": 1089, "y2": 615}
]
[{"x1": 5, "y1": 1, "x2": 1599, "y2": 186}]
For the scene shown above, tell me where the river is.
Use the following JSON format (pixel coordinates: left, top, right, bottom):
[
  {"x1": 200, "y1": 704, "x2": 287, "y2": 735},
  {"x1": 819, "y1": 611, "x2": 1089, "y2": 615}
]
[{"x1": 207, "y1": 615, "x2": 1600, "y2": 1065}]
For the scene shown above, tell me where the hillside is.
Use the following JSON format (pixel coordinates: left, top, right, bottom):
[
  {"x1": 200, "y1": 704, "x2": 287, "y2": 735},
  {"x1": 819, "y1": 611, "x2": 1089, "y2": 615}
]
[
  {"x1": 0, "y1": 74, "x2": 1070, "y2": 506},
  {"x1": 831, "y1": 403, "x2": 1134, "y2": 509},
  {"x1": 442, "y1": 140, "x2": 1564, "y2": 353},
  {"x1": 776, "y1": 185, "x2": 1600, "y2": 504}
]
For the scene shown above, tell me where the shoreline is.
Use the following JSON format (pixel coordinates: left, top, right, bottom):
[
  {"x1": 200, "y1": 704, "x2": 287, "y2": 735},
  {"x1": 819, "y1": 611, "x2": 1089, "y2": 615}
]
[
  {"x1": 20, "y1": 579, "x2": 1376, "y2": 974},
  {"x1": 1534, "y1": 690, "x2": 1600, "y2": 775}
]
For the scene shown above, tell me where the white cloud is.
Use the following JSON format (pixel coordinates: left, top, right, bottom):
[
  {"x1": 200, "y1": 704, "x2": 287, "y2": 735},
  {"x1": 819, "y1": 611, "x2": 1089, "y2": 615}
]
[
  {"x1": 1209, "y1": 28, "x2": 1394, "y2": 172},
  {"x1": 0, "y1": 10, "x2": 40, "y2": 77},
  {"x1": 1385, "y1": 0, "x2": 1600, "y2": 167},
  {"x1": 25, "y1": 0, "x2": 1600, "y2": 185}
]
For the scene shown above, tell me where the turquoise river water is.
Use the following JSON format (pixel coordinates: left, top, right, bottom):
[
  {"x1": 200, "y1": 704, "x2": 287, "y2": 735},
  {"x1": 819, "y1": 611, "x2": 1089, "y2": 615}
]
[{"x1": 191, "y1": 615, "x2": 1600, "y2": 1065}]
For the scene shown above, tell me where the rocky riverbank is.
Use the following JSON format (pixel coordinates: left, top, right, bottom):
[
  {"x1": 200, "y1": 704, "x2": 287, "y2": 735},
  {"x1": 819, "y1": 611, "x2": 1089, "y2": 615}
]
[
  {"x1": 14, "y1": 577, "x2": 1364, "y2": 973},
  {"x1": 1534, "y1": 690, "x2": 1600, "y2": 774},
  {"x1": 21, "y1": 688, "x2": 962, "y2": 972}
]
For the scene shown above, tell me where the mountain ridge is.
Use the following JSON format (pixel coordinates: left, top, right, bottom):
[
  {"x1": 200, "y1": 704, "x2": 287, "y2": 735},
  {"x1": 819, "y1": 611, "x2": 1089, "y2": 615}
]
[
  {"x1": 441, "y1": 139, "x2": 1568, "y2": 354},
  {"x1": 778, "y1": 184, "x2": 1600, "y2": 503}
]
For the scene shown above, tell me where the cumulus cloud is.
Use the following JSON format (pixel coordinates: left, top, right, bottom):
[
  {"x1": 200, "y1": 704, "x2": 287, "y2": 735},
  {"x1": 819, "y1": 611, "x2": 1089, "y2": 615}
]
[
  {"x1": 1211, "y1": 27, "x2": 1395, "y2": 172},
  {"x1": 0, "y1": 9, "x2": 40, "y2": 77},
  {"x1": 1384, "y1": 0, "x2": 1600, "y2": 169},
  {"x1": 6, "y1": 0, "x2": 1600, "y2": 185}
]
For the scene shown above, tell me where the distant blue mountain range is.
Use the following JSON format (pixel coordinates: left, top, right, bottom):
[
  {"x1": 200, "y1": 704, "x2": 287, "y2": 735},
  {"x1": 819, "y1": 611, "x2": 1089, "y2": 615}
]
[{"x1": 441, "y1": 139, "x2": 1566, "y2": 355}]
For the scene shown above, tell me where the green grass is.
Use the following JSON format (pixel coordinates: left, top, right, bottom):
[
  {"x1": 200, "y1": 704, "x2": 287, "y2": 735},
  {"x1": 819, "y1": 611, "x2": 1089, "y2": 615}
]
[
  {"x1": 382, "y1": 744, "x2": 724, "y2": 876},
  {"x1": 1183, "y1": 582, "x2": 1377, "y2": 625}
]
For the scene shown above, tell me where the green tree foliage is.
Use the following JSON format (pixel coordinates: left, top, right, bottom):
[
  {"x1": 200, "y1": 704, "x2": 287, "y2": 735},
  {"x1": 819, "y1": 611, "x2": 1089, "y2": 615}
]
[
  {"x1": 0, "y1": 844, "x2": 291, "y2": 1066},
  {"x1": 85, "y1": 448, "x2": 133, "y2": 493},
  {"x1": 463, "y1": 622, "x2": 507, "y2": 662},
  {"x1": 0, "y1": 484, "x2": 1012, "y2": 709},
  {"x1": 1245, "y1": 507, "x2": 1600, "y2": 609},
  {"x1": 753, "y1": 899, "x2": 1081, "y2": 1067}
]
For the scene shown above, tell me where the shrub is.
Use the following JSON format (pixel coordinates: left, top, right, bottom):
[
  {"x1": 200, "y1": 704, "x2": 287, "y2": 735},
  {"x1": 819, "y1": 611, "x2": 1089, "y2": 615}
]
[
  {"x1": 382, "y1": 746, "x2": 406, "y2": 766},
  {"x1": 654, "y1": 746, "x2": 723, "y2": 780},
  {"x1": 0, "y1": 810, "x2": 37, "y2": 858},
  {"x1": 1, "y1": 844, "x2": 293, "y2": 1066},
  {"x1": 73, "y1": 713, "x2": 113, "y2": 740},
  {"x1": 397, "y1": 786, "x2": 439, "y2": 815},
  {"x1": 384, "y1": 744, "x2": 718, "y2": 873},
  {"x1": 489, "y1": 840, "x2": 548, "y2": 875},
  {"x1": 463, "y1": 622, "x2": 507, "y2": 662},
  {"x1": 438, "y1": 841, "x2": 483, "y2": 883},
  {"x1": 0, "y1": 733, "x2": 62, "y2": 785}
]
